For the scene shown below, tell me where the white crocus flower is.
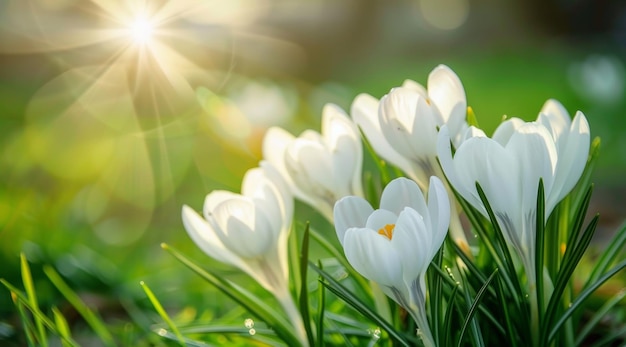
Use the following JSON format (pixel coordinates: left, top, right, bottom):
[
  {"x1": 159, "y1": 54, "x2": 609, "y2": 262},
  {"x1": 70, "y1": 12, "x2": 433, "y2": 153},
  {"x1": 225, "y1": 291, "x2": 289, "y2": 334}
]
[
  {"x1": 437, "y1": 106, "x2": 589, "y2": 340},
  {"x1": 181, "y1": 162, "x2": 308, "y2": 346},
  {"x1": 263, "y1": 103, "x2": 363, "y2": 221},
  {"x1": 351, "y1": 65, "x2": 470, "y2": 251},
  {"x1": 334, "y1": 177, "x2": 450, "y2": 347},
  {"x1": 351, "y1": 64, "x2": 467, "y2": 188}
]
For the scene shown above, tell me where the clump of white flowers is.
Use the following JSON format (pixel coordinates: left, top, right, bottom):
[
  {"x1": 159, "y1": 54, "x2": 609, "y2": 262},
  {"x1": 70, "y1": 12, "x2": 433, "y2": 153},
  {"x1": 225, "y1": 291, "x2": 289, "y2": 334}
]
[{"x1": 176, "y1": 64, "x2": 623, "y2": 347}]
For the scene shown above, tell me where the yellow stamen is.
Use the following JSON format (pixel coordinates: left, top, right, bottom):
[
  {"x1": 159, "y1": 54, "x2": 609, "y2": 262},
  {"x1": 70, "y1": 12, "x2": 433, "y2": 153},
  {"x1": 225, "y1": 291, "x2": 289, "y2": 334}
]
[{"x1": 378, "y1": 224, "x2": 395, "y2": 240}]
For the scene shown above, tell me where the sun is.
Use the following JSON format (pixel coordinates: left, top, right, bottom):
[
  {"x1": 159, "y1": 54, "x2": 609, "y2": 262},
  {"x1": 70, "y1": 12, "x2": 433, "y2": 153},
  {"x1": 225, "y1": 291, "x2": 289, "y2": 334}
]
[{"x1": 128, "y1": 16, "x2": 155, "y2": 45}]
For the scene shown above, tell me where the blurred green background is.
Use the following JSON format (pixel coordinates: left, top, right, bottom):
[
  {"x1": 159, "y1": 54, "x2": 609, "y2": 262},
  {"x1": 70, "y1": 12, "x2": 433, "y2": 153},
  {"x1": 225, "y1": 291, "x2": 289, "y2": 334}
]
[{"x1": 1, "y1": 0, "x2": 625, "y2": 345}]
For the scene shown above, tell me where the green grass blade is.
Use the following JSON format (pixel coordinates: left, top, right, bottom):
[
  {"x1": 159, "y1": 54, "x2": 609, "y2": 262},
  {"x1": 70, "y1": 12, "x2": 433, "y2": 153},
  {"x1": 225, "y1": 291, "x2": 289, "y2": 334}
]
[
  {"x1": 583, "y1": 221, "x2": 626, "y2": 291},
  {"x1": 495, "y1": 271, "x2": 519, "y2": 347},
  {"x1": 162, "y1": 243, "x2": 302, "y2": 347},
  {"x1": 298, "y1": 223, "x2": 315, "y2": 347},
  {"x1": 541, "y1": 215, "x2": 598, "y2": 344},
  {"x1": 535, "y1": 180, "x2": 546, "y2": 327},
  {"x1": 316, "y1": 261, "x2": 326, "y2": 347},
  {"x1": 309, "y1": 262, "x2": 410, "y2": 347},
  {"x1": 429, "y1": 246, "x2": 444, "y2": 346},
  {"x1": 52, "y1": 307, "x2": 72, "y2": 347},
  {"x1": 140, "y1": 281, "x2": 185, "y2": 346},
  {"x1": 1, "y1": 280, "x2": 79, "y2": 347},
  {"x1": 290, "y1": 223, "x2": 302, "y2": 298},
  {"x1": 547, "y1": 259, "x2": 626, "y2": 343},
  {"x1": 20, "y1": 253, "x2": 48, "y2": 347},
  {"x1": 441, "y1": 284, "x2": 459, "y2": 347},
  {"x1": 574, "y1": 288, "x2": 626, "y2": 346},
  {"x1": 472, "y1": 183, "x2": 527, "y2": 328},
  {"x1": 12, "y1": 291, "x2": 37, "y2": 347},
  {"x1": 43, "y1": 265, "x2": 115, "y2": 347},
  {"x1": 456, "y1": 268, "x2": 497, "y2": 347}
]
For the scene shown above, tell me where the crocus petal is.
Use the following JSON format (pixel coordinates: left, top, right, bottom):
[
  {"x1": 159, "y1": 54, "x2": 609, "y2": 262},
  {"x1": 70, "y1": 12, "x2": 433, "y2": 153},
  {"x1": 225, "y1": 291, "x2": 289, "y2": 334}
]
[
  {"x1": 391, "y1": 207, "x2": 430, "y2": 281},
  {"x1": 427, "y1": 65, "x2": 467, "y2": 140},
  {"x1": 461, "y1": 125, "x2": 487, "y2": 141},
  {"x1": 427, "y1": 176, "x2": 451, "y2": 256},
  {"x1": 492, "y1": 117, "x2": 525, "y2": 146},
  {"x1": 380, "y1": 177, "x2": 428, "y2": 222},
  {"x1": 242, "y1": 163, "x2": 293, "y2": 233},
  {"x1": 210, "y1": 197, "x2": 276, "y2": 258},
  {"x1": 263, "y1": 126, "x2": 296, "y2": 188},
  {"x1": 379, "y1": 88, "x2": 420, "y2": 156},
  {"x1": 203, "y1": 190, "x2": 240, "y2": 220},
  {"x1": 343, "y1": 228, "x2": 403, "y2": 287},
  {"x1": 538, "y1": 99, "x2": 570, "y2": 145},
  {"x1": 241, "y1": 168, "x2": 283, "y2": 235},
  {"x1": 547, "y1": 111, "x2": 590, "y2": 211},
  {"x1": 364, "y1": 209, "x2": 398, "y2": 231},
  {"x1": 334, "y1": 196, "x2": 374, "y2": 246},
  {"x1": 401, "y1": 79, "x2": 428, "y2": 97},
  {"x1": 322, "y1": 103, "x2": 363, "y2": 197},
  {"x1": 285, "y1": 139, "x2": 336, "y2": 212},
  {"x1": 182, "y1": 205, "x2": 248, "y2": 270},
  {"x1": 437, "y1": 126, "x2": 481, "y2": 210},
  {"x1": 351, "y1": 93, "x2": 413, "y2": 174}
]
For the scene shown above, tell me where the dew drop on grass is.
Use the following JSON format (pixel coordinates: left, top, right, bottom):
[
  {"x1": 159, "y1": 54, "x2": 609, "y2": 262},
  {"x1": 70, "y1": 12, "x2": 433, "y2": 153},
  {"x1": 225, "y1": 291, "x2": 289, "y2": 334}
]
[
  {"x1": 157, "y1": 328, "x2": 167, "y2": 336},
  {"x1": 372, "y1": 327, "x2": 381, "y2": 339},
  {"x1": 249, "y1": 328, "x2": 256, "y2": 336},
  {"x1": 244, "y1": 318, "x2": 254, "y2": 329}
]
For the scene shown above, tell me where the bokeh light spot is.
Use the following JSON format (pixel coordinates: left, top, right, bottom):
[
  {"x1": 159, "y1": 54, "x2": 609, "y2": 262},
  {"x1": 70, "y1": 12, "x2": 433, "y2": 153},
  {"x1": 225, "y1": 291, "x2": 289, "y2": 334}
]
[{"x1": 419, "y1": 0, "x2": 470, "y2": 31}]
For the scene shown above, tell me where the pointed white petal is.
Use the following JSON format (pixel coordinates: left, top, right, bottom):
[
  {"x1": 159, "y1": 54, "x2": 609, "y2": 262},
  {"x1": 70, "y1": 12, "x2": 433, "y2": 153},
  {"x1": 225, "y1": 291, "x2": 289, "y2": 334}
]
[
  {"x1": 181, "y1": 205, "x2": 248, "y2": 269},
  {"x1": 452, "y1": 134, "x2": 520, "y2": 222},
  {"x1": 203, "y1": 190, "x2": 240, "y2": 220},
  {"x1": 437, "y1": 126, "x2": 478, "y2": 209},
  {"x1": 241, "y1": 167, "x2": 282, "y2": 234},
  {"x1": 262, "y1": 126, "x2": 296, "y2": 187},
  {"x1": 351, "y1": 93, "x2": 413, "y2": 175},
  {"x1": 343, "y1": 228, "x2": 403, "y2": 288},
  {"x1": 538, "y1": 99, "x2": 571, "y2": 145},
  {"x1": 334, "y1": 196, "x2": 374, "y2": 246},
  {"x1": 506, "y1": 123, "x2": 558, "y2": 217},
  {"x1": 409, "y1": 95, "x2": 440, "y2": 155},
  {"x1": 364, "y1": 209, "x2": 398, "y2": 231},
  {"x1": 259, "y1": 161, "x2": 294, "y2": 227},
  {"x1": 547, "y1": 111, "x2": 590, "y2": 212},
  {"x1": 427, "y1": 176, "x2": 451, "y2": 256},
  {"x1": 402, "y1": 79, "x2": 428, "y2": 97},
  {"x1": 379, "y1": 87, "x2": 422, "y2": 160},
  {"x1": 391, "y1": 207, "x2": 430, "y2": 281},
  {"x1": 321, "y1": 103, "x2": 363, "y2": 198},
  {"x1": 492, "y1": 117, "x2": 525, "y2": 146},
  {"x1": 284, "y1": 139, "x2": 336, "y2": 217},
  {"x1": 427, "y1": 65, "x2": 467, "y2": 138},
  {"x1": 380, "y1": 177, "x2": 428, "y2": 222},
  {"x1": 460, "y1": 125, "x2": 487, "y2": 142}
]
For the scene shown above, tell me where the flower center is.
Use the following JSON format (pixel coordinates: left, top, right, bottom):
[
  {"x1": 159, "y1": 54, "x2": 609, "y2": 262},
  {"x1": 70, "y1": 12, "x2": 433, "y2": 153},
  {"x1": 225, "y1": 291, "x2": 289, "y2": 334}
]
[{"x1": 377, "y1": 224, "x2": 395, "y2": 240}]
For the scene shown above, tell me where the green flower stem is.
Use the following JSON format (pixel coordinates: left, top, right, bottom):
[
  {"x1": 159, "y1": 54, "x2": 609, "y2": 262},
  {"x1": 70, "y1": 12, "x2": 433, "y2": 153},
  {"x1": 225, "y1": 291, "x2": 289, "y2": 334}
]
[
  {"x1": 274, "y1": 286, "x2": 309, "y2": 347},
  {"x1": 408, "y1": 280, "x2": 435, "y2": 347},
  {"x1": 407, "y1": 303, "x2": 435, "y2": 347}
]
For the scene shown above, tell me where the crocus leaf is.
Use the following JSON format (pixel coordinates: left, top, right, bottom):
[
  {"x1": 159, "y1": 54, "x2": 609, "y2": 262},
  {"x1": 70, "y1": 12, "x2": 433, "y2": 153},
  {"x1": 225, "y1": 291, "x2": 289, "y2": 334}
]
[
  {"x1": 162, "y1": 243, "x2": 301, "y2": 347},
  {"x1": 140, "y1": 281, "x2": 185, "y2": 346},
  {"x1": 547, "y1": 259, "x2": 626, "y2": 343},
  {"x1": 43, "y1": 266, "x2": 115, "y2": 347},
  {"x1": 309, "y1": 262, "x2": 411, "y2": 347},
  {"x1": 299, "y1": 222, "x2": 315, "y2": 347}
]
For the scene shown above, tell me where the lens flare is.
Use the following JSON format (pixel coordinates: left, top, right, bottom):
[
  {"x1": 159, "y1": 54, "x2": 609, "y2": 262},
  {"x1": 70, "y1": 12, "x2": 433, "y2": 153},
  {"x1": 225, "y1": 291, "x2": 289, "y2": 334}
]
[{"x1": 129, "y1": 16, "x2": 154, "y2": 45}]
